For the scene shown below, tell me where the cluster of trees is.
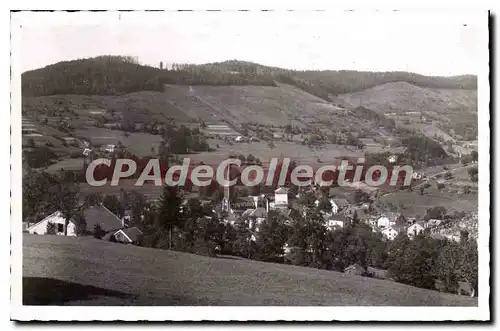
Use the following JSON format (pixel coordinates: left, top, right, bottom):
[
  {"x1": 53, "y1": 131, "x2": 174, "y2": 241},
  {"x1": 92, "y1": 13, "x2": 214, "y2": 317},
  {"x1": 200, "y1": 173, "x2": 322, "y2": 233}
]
[
  {"x1": 468, "y1": 166, "x2": 479, "y2": 182},
  {"x1": 23, "y1": 146, "x2": 57, "y2": 168},
  {"x1": 22, "y1": 57, "x2": 477, "y2": 100},
  {"x1": 402, "y1": 135, "x2": 448, "y2": 165},
  {"x1": 159, "y1": 125, "x2": 211, "y2": 156},
  {"x1": 23, "y1": 170, "x2": 81, "y2": 233},
  {"x1": 352, "y1": 106, "x2": 396, "y2": 131}
]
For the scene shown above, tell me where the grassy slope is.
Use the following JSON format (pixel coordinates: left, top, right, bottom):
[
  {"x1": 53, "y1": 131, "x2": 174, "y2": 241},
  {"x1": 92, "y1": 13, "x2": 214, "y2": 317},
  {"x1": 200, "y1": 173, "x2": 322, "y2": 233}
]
[
  {"x1": 330, "y1": 82, "x2": 478, "y2": 114},
  {"x1": 23, "y1": 234, "x2": 477, "y2": 306}
]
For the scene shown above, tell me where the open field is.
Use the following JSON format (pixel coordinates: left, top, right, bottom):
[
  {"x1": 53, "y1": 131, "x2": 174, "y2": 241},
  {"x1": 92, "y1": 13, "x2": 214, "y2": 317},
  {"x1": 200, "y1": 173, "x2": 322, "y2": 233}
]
[
  {"x1": 73, "y1": 128, "x2": 164, "y2": 157},
  {"x1": 182, "y1": 141, "x2": 364, "y2": 165},
  {"x1": 380, "y1": 190, "x2": 478, "y2": 217},
  {"x1": 23, "y1": 234, "x2": 478, "y2": 306}
]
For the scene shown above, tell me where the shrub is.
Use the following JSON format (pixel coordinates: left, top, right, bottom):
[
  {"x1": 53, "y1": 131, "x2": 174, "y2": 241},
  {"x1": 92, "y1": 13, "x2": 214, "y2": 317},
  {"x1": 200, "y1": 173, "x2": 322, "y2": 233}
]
[
  {"x1": 437, "y1": 183, "x2": 445, "y2": 190},
  {"x1": 93, "y1": 224, "x2": 106, "y2": 239}
]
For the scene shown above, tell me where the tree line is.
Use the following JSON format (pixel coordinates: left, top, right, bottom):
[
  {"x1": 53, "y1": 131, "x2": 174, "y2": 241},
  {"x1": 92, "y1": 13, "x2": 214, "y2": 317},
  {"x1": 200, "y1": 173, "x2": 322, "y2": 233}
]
[{"x1": 22, "y1": 57, "x2": 477, "y2": 100}]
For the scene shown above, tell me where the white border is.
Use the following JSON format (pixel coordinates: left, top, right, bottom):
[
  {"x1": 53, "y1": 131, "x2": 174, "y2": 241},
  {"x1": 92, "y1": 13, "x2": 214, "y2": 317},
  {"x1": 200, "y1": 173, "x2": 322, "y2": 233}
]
[{"x1": 8, "y1": 7, "x2": 491, "y2": 322}]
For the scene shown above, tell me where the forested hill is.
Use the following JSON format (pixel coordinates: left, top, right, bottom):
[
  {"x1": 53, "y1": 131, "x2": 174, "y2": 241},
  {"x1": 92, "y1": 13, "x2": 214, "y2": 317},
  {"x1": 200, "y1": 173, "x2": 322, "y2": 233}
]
[{"x1": 22, "y1": 56, "x2": 477, "y2": 99}]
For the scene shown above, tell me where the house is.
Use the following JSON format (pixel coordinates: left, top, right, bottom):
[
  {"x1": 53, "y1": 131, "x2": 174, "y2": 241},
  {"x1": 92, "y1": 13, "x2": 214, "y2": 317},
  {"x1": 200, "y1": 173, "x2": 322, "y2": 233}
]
[
  {"x1": 315, "y1": 198, "x2": 339, "y2": 215},
  {"x1": 82, "y1": 148, "x2": 92, "y2": 156},
  {"x1": 344, "y1": 264, "x2": 366, "y2": 276},
  {"x1": 381, "y1": 226, "x2": 399, "y2": 241},
  {"x1": 109, "y1": 227, "x2": 143, "y2": 244},
  {"x1": 325, "y1": 215, "x2": 345, "y2": 230},
  {"x1": 242, "y1": 207, "x2": 267, "y2": 231},
  {"x1": 274, "y1": 187, "x2": 288, "y2": 208},
  {"x1": 407, "y1": 222, "x2": 425, "y2": 238},
  {"x1": 102, "y1": 144, "x2": 116, "y2": 153},
  {"x1": 426, "y1": 219, "x2": 443, "y2": 229},
  {"x1": 235, "y1": 136, "x2": 244, "y2": 142},
  {"x1": 27, "y1": 211, "x2": 72, "y2": 235},
  {"x1": 377, "y1": 216, "x2": 391, "y2": 228},
  {"x1": 27, "y1": 205, "x2": 124, "y2": 236},
  {"x1": 366, "y1": 267, "x2": 389, "y2": 280},
  {"x1": 387, "y1": 155, "x2": 397, "y2": 164}
]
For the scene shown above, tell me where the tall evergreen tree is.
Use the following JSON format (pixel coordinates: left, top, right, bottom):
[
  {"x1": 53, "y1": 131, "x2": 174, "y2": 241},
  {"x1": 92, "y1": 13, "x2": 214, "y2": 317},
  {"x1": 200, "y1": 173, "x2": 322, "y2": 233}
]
[{"x1": 158, "y1": 185, "x2": 183, "y2": 249}]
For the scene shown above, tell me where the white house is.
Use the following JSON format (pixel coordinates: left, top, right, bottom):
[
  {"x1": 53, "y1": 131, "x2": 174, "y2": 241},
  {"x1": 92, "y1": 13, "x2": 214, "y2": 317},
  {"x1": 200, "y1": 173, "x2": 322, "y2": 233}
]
[
  {"x1": 388, "y1": 155, "x2": 397, "y2": 164},
  {"x1": 314, "y1": 198, "x2": 339, "y2": 215},
  {"x1": 27, "y1": 211, "x2": 76, "y2": 236},
  {"x1": 102, "y1": 144, "x2": 116, "y2": 153},
  {"x1": 407, "y1": 223, "x2": 425, "y2": 238},
  {"x1": 27, "y1": 205, "x2": 124, "y2": 236},
  {"x1": 274, "y1": 187, "x2": 288, "y2": 207},
  {"x1": 426, "y1": 219, "x2": 443, "y2": 229},
  {"x1": 235, "y1": 136, "x2": 244, "y2": 142},
  {"x1": 381, "y1": 226, "x2": 399, "y2": 241},
  {"x1": 327, "y1": 219, "x2": 344, "y2": 230},
  {"x1": 377, "y1": 216, "x2": 391, "y2": 228}
]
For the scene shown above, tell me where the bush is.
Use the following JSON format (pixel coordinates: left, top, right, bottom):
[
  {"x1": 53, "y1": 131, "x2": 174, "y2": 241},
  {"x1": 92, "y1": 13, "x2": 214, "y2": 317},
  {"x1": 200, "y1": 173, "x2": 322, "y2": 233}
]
[
  {"x1": 93, "y1": 224, "x2": 106, "y2": 239},
  {"x1": 437, "y1": 183, "x2": 445, "y2": 190}
]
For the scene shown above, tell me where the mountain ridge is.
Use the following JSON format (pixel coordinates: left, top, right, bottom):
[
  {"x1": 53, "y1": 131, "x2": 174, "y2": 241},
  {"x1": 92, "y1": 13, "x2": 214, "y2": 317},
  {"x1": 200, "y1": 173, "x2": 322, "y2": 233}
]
[{"x1": 22, "y1": 56, "x2": 477, "y2": 99}]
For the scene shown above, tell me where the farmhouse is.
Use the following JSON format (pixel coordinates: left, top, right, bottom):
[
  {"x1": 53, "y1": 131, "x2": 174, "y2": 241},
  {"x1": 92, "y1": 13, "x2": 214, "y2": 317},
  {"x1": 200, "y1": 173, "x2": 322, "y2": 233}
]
[
  {"x1": 344, "y1": 264, "x2": 366, "y2": 276},
  {"x1": 381, "y1": 226, "x2": 399, "y2": 241},
  {"x1": 325, "y1": 215, "x2": 345, "y2": 230},
  {"x1": 27, "y1": 205, "x2": 124, "y2": 236},
  {"x1": 108, "y1": 227, "x2": 144, "y2": 244},
  {"x1": 407, "y1": 222, "x2": 425, "y2": 238},
  {"x1": 274, "y1": 187, "x2": 289, "y2": 208},
  {"x1": 426, "y1": 219, "x2": 443, "y2": 229},
  {"x1": 377, "y1": 216, "x2": 391, "y2": 228}
]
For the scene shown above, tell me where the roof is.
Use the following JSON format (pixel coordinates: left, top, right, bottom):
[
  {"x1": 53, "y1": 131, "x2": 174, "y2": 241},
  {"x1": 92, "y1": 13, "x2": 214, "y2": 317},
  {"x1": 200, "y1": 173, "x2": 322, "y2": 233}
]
[
  {"x1": 250, "y1": 207, "x2": 267, "y2": 218},
  {"x1": 367, "y1": 267, "x2": 388, "y2": 279},
  {"x1": 82, "y1": 205, "x2": 123, "y2": 233},
  {"x1": 430, "y1": 233, "x2": 446, "y2": 240},
  {"x1": 344, "y1": 264, "x2": 366, "y2": 273},
  {"x1": 274, "y1": 187, "x2": 288, "y2": 194},
  {"x1": 392, "y1": 223, "x2": 406, "y2": 233},
  {"x1": 26, "y1": 211, "x2": 64, "y2": 231},
  {"x1": 242, "y1": 209, "x2": 254, "y2": 218},
  {"x1": 119, "y1": 227, "x2": 143, "y2": 242}
]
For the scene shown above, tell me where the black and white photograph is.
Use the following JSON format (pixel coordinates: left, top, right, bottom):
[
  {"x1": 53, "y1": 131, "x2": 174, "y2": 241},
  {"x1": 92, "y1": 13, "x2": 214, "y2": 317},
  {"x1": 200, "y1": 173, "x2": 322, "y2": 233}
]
[{"x1": 9, "y1": 8, "x2": 490, "y2": 322}]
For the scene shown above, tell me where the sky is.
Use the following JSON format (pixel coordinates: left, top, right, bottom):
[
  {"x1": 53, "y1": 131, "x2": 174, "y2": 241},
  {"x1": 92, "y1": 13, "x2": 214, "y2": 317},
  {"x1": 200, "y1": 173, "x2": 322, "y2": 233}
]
[{"x1": 16, "y1": 11, "x2": 486, "y2": 76}]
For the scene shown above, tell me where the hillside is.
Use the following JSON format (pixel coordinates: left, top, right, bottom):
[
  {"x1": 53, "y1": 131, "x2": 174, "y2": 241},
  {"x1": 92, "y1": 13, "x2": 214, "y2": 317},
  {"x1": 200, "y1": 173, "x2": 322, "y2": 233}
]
[
  {"x1": 22, "y1": 83, "x2": 370, "y2": 129},
  {"x1": 331, "y1": 82, "x2": 478, "y2": 141},
  {"x1": 23, "y1": 234, "x2": 478, "y2": 306},
  {"x1": 331, "y1": 82, "x2": 478, "y2": 114},
  {"x1": 22, "y1": 57, "x2": 477, "y2": 100}
]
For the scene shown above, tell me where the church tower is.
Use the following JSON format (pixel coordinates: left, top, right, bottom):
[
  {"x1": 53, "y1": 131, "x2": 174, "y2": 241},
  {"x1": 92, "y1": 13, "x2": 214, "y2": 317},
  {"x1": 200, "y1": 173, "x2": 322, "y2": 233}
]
[{"x1": 222, "y1": 162, "x2": 232, "y2": 212}]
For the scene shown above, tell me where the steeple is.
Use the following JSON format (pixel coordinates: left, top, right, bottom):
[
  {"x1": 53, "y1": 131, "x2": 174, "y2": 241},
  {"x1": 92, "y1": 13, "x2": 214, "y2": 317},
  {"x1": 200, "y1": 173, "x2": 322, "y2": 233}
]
[{"x1": 222, "y1": 161, "x2": 232, "y2": 212}]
